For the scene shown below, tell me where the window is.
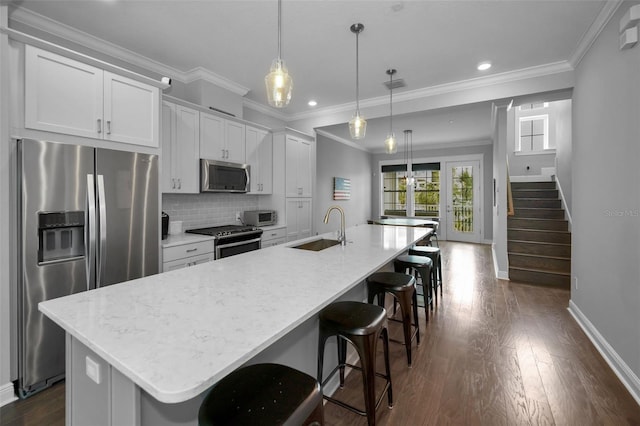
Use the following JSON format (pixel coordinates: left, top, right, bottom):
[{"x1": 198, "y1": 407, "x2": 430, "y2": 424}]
[
  {"x1": 518, "y1": 115, "x2": 548, "y2": 152},
  {"x1": 382, "y1": 164, "x2": 408, "y2": 217},
  {"x1": 516, "y1": 103, "x2": 554, "y2": 153},
  {"x1": 382, "y1": 162, "x2": 440, "y2": 217},
  {"x1": 412, "y1": 164, "x2": 440, "y2": 217}
]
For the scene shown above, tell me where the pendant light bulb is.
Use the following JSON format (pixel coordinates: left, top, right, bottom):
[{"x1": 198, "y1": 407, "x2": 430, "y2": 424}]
[
  {"x1": 265, "y1": 0, "x2": 292, "y2": 108},
  {"x1": 385, "y1": 133, "x2": 397, "y2": 154},
  {"x1": 349, "y1": 23, "x2": 366, "y2": 140},
  {"x1": 349, "y1": 112, "x2": 367, "y2": 140}
]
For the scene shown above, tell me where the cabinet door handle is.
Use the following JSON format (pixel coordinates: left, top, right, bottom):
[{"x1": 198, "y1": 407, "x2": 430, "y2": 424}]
[
  {"x1": 106, "y1": 120, "x2": 111, "y2": 135},
  {"x1": 177, "y1": 178, "x2": 182, "y2": 189},
  {"x1": 172, "y1": 178, "x2": 176, "y2": 189},
  {"x1": 97, "y1": 119, "x2": 102, "y2": 134},
  {"x1": 186, "y1": 248, "x2": 198, "y2": 253}
]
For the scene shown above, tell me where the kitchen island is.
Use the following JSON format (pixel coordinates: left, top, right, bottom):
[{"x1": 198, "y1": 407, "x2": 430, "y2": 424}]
[{"x1": 39, "y1": 224, "x2": 430, "y2": 425}]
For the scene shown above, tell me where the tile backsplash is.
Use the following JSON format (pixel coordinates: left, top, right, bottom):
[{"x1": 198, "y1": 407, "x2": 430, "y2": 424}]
[{"x1": 162, "y1": 193, "x2": 259, "y2": 230}]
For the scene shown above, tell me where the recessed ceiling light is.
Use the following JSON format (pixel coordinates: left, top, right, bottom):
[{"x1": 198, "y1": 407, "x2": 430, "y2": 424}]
[
  {"x1": 477, "y1": 61, "x2": 492, "y2": 71},
  {"x1": 308, "y1": 100, "x2": 317, "y2": 107}
]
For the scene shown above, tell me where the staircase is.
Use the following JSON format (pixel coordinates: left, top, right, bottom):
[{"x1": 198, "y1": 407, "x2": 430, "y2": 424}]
[{"x1": 507, "y1": 181, "x2": 571, "y2": 288}]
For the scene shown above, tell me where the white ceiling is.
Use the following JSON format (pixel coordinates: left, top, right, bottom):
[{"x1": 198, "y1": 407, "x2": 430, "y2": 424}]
[{"x1": 8, "y1": 0, "x2": 608, "y2": 151}]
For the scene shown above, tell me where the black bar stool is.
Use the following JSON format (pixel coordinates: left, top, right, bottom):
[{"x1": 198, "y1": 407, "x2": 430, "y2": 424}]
[
  {"x1": 317, "y1": 301, "x2": 392, "y2": 426},
  {"x1": 198, "y1": 363, "x2": 323, "y2": 426},
  {"x1": 409, "y1": 245, "x2": 443, "y2": 301},
  {"x1": 394, "y1": 254, "x2": 433, "y2": 321},
  {"x1": 366, "y1": 272, "x2": 420, "y2": 366}
]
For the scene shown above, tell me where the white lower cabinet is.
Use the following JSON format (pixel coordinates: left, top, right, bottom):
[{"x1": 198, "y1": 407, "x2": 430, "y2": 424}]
[
  {"x1": 261, "y1": 226, "x2": 287, "y2": 247},
  {"x1": 286, "y1": 199, "x2": 312, "y2": 242},
  {"x1": 162, "y1": 240, "x2": 215, "y2": 272}
]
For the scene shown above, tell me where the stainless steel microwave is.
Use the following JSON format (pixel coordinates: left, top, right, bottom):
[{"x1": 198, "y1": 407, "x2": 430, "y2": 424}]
[
  {"x1": 200, "y1": 159, "x2": 250, "y2": 193},
  {"x1": 243, "y1": 210, "x2": 277, "y2": 227}
]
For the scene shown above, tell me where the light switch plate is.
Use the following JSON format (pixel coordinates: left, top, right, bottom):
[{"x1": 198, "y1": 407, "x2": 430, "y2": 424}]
[{"x1": 85, "y1": 356, "x2": 101, "y2": 384}]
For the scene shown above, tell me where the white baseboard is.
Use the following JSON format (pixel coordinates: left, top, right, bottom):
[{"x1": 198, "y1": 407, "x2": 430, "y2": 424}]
[
  {"x1": 0, "y1": 382, "x2": 17, "y2": 407},
  {"x1": 568, "y1": 300, "x2": 640, "y2": 406},
  {"x1": 491, "y1": 244, "x2": 510, "y2": 280}
]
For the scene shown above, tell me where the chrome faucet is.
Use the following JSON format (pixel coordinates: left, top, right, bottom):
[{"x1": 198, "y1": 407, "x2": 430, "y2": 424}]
[{"x1": 323, "y1": 205, "x2": 346, "y2": 246}]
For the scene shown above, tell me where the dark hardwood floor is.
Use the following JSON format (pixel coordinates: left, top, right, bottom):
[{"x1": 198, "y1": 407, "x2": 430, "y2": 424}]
[{"x1": 2, "y1": 241, "x2": 639, "y2": 425}]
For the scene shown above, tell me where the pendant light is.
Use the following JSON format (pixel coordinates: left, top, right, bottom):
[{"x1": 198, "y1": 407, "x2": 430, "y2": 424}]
[
  {"x1": 404, "y1": 129, "x2": 415, "y2": 187},
  {"x1": 265, "y1": 0, "x2": 292, "y2": 108},
  {"x1": 384, "y1": 69, "x2": 397, "y2": 154},
  {"x1": 349, "y1": 23, "x2": 366, "y2": 140}
]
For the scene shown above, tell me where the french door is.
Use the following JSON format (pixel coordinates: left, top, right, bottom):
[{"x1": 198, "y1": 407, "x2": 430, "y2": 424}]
[{"x1": 445, "y1": 160, "x2": 481, "y2": 243}]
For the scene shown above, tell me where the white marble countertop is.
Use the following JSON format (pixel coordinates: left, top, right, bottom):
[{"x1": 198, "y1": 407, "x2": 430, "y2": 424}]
[
  {"x1": 161, "y1": 232, "x2": 215, "y2": 248},
  {"x1": 39, "y1": 224, "x2": 429, "y2": 404}
]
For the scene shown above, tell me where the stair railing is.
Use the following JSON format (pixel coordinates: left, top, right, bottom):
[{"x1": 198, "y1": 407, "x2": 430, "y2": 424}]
[{"x1": 507, "y1": 161, "x2": 515, "y2": 216}]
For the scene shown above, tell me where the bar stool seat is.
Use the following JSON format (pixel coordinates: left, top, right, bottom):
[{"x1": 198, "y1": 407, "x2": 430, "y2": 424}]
[
  {"x1": 198, "y1": 363, "x2": 323, "y2": 426},
  {"x1": 367, "y1": 272, "x2": 420, "y2": 366},
  {"x1": 317, "y1": 301, "x2": 392, "y2": 426},
  {"x1": 409, "y1": 245, "x2": 443, "y2": 302},
  {"x1": 394, "y1": 254, "x2": 433, "y2": 322}
]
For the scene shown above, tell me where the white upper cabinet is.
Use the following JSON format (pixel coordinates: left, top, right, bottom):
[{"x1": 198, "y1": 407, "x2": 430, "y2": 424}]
[
  {"x1": 245, "y1": 126, "x2": 272, "y2": 194},
  {"x1": 285, "y1": 135, "x2": 312, "y2": 197},
  {"x1": 200, "y1": 112, "x2": 245, "y2": 164},
  {"x1": 162, "y1": 101, "x2": 200, "y2": 193},
  {"x1": 25, "y1": 46, "x2": 103, "y2": 139},
  {"x1": 103, "y1": 71, "x2": 159, "y2": 146},
  {"x1": 25, "y1": 45, "x2": 160, "y2": 147}
]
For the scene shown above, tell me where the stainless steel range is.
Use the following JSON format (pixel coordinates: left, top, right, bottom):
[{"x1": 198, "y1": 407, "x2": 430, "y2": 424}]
[{"x1": 186, "y1": 225, "x2": 263, "y2": 259}]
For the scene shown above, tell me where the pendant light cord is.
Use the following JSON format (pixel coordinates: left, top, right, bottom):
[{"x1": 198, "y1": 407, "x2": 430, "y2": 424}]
[
  {"x1": 389, "y1": 71, "x2": 393, "y2": 135},
  {"x1": 355, "y1": 30, "x2": 360, "y2": 114},
  {"x1": 277, "y1": 0, "x2": 282, "y2": 61}
]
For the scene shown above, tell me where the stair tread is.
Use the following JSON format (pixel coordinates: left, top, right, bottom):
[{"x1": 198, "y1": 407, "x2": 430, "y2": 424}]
[
  {"x1": 508, "y1": 252, "x2": 570, "y2": 261},
  {"x1": 508, "y1": 239, "x2": 571, "y2": 247},
  {"x1": 509, "y1": 217, "x2": 567, "y2": 221},
  {"x1": 508, "y1": 227, "x2": 571, "y2": 234},
  {"x1": 509, "y1": 266, "x2": 570, "y2": 276}
]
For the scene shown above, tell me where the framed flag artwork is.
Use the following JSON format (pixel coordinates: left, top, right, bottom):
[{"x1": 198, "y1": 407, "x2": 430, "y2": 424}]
[{"x1": 333, "y1": 177, "x2": 351, "y2": 200}]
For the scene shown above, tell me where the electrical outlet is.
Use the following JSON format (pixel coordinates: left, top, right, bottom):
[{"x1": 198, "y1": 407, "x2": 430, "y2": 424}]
[{"x1": 235, "y1": 211, "x2": 241, "y2": 222}]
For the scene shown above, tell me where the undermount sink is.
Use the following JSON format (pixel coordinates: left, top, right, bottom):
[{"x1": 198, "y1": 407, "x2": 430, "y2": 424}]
[{"x1": 291, "y1": 238, "x2": 341, "y2": 251}]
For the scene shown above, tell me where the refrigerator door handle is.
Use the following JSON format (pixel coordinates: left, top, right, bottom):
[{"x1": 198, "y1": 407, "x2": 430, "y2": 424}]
[
  {"x1": 96, "y1": 174, "x2": 107, "y2": 288},
  {"x1": 85, "y1": 174, "x2": 96, "y2": 290}
]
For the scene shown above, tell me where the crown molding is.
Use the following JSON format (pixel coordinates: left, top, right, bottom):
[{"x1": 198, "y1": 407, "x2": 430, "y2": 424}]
[
  {"x1": 9, "y1": 6, "x2": 249, "y2": 95},
  {"x1": 287, "y1": 61, "x2": 574, "y2": 123},
  {"x1": 242, "y1": 97, "x2": 290, "y2": 121},
  {"x1": 569, "y1": 0, "x2": 623, "y2": 67},
  {"x1": 370, "y1": 138, "x2": 492, "y2": 155},
  {"x1": 183, "y1": 67, "x2": 249, "y2": 96},
  {"x1": 315, "y1": 129, "x2": 370, "y2": 153}
]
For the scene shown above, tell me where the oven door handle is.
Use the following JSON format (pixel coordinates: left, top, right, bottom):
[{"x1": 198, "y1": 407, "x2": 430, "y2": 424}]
[{"x1": 215, "y1": 237, "x2": 262, "y2": 258}]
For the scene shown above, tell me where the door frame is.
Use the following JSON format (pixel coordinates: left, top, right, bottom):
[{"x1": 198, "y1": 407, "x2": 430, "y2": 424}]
[
  {"x1": 378, "y1": 153, "x2": 484, "y2": 242},
  {"x1": 445, "y1": 159, "x2": 482, "y2": 243}
]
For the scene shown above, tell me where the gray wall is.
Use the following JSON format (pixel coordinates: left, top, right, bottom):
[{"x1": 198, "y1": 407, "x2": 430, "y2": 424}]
[
  {"x1": 370, "y1": 142, "x2": 494, "y2": 241},
  {"x1": 314, "y1": 134, "x2": 372, "y2": 235},
  {"x1": 571, "y1": 0, "x2": 640, "y2": 399}
]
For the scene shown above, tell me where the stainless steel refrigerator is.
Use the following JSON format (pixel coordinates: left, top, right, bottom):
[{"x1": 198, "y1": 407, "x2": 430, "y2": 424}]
[{"x1": 16, "y1": 138, "x2": 159, "y2": 398}]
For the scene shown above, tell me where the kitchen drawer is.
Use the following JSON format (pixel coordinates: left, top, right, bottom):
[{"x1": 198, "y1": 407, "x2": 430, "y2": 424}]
[
  {"x1": 163, "y1": 253, "x2": 215, "y2": 272},
  {"x1": 263, "y1": 237, "x2": 286, "y2": 247},
  {"x1": 261, "y1": 227, "x2": 286, "y2": 243},
  {"x1": 163, "y1": 240, "x2": 214, "y2": 263}
]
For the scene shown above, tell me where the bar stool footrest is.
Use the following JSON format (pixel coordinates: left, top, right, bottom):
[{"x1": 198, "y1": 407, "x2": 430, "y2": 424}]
[{"x1": 321, "y1": 362, "x2": 393, "y2": 416}]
